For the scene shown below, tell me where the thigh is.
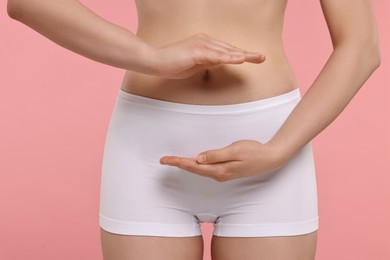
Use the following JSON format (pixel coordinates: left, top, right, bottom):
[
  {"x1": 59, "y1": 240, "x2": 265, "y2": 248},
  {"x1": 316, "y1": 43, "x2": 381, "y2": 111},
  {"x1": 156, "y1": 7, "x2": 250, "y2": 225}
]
[
  {"x1": 211, "y1": 230, "x2": 317, "y2": 260},
  {"x1": 100, "y1": 228, "x2": 204, "y2": 260}
]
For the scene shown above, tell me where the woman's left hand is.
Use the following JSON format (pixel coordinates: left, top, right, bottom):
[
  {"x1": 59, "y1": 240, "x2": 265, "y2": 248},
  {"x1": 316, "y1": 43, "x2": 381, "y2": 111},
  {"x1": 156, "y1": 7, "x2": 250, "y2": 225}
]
[{"x1": 159, "y1": 139, "x2": 283, "y2": 182}]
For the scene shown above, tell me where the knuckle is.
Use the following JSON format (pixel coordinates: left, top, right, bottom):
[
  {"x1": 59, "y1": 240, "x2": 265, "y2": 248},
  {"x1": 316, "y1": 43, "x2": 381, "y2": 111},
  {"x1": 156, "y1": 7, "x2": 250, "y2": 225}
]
[
  {"x1": 193, "y1": 53, "x2": 207, "y2": 64},
  {"x1": 206, "y1": 56, "x2": 219, "y2": 65},
  {"x1": 216, "y1": 50, "x2": 224, "y2": 57},
  {"x1": 213, "y1": 53, "x2": 227, "y2": 64},
  {"x1": 186, "y1": 163, "x2": 197, "y2": 172},
  {"x1": 189, "y1": 46, "x2": 201, "y2": 54},
  {"x1": 231, "y1": 144, "x2": 241, "y2": 157},
  {"x1": 191, "y1": 46, "x2": 205, "y2": 56},
  {"x1": 214, "y1": 169, "x2": 228, "y2": 182}
]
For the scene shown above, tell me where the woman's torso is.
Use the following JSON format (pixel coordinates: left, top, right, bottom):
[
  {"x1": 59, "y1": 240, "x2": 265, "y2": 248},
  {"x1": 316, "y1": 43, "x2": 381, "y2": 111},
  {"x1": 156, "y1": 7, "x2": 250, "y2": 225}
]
[{"x1": 121, "y1": 0, "x2": 298, "y2": 105}]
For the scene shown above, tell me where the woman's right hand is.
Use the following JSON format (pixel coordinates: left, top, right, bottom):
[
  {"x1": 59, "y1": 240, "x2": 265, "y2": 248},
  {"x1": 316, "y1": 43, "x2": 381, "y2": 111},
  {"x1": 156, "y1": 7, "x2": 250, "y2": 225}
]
[{"x1": 145, "y1": 33, "x2": 266, "y2": 79}]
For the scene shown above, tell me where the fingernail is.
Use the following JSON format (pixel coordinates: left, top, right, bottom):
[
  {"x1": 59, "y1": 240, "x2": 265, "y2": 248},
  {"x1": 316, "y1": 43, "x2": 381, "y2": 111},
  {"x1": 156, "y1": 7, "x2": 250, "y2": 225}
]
[{"x1": 197, "y1": 154, "x2": 206, "y2": 163}]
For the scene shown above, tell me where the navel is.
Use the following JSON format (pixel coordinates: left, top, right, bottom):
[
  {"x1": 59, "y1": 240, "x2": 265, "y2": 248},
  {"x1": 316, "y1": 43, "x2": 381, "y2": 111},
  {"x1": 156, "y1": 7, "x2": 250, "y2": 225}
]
[{"x1": 203, "y1": 69, "x2": 210, "y2": 81}]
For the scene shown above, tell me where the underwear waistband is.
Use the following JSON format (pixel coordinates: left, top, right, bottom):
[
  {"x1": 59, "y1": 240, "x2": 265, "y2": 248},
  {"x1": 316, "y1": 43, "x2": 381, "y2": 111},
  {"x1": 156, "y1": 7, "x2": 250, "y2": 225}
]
[{"x1": 117, "y1": 87, "x2": 301, "y2": 115}]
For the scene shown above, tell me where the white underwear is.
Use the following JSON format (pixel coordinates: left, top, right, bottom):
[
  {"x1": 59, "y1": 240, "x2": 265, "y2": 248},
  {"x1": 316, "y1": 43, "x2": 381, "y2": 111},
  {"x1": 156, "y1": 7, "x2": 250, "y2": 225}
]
[{"x1": 99, "y1": 87, "x2": 319, "y2": 237}]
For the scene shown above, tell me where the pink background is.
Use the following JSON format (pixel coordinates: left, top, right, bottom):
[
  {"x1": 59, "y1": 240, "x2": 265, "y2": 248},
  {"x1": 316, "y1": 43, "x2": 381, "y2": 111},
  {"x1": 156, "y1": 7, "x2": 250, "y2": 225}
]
[{"x1": 1, "y1": 0, "x2": 389, "y2": 259}]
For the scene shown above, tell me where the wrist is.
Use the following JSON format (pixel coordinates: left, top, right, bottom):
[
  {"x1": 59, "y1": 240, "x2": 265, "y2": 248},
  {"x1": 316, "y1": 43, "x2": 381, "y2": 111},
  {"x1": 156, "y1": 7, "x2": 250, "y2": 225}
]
[
  {"x1": 265, "y1": 138, "x2": 291, "y2": 168},
  {"x1": 131, "y1": 42, "x2": 159, "y2": 76}
]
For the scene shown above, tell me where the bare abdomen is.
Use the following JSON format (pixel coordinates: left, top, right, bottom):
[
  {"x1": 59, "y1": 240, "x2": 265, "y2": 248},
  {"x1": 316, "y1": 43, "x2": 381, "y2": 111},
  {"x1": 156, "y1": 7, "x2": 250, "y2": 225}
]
[{"x1": 121, "y1": 0, "x2": 297, "y2": 105}]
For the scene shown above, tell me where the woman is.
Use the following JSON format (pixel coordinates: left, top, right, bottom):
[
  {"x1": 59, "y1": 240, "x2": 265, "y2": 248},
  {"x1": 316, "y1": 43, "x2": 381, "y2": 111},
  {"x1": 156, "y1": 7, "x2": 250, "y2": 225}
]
[{"x1": 7, "y1": 0, "x2": 380, "y2": 259}]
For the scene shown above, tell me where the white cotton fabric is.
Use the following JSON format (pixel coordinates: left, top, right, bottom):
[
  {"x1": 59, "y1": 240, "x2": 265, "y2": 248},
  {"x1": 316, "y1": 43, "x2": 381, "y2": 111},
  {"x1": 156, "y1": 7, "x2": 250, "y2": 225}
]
[{"x1": 99, "y1": 87, "x2": 319, "y2": 237}]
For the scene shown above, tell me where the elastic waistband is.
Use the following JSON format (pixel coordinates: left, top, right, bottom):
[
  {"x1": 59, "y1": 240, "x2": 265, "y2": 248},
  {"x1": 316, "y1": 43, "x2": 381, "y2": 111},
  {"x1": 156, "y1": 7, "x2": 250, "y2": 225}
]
[{"x1": 117, "y1": 87, "x2": 301, "y2": 115}]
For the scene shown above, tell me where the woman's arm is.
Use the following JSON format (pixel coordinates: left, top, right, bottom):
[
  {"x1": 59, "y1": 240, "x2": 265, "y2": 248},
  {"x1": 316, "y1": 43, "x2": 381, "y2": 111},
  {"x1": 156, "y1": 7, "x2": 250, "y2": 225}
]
[
  {"x1": 268, "y1": 0, "x2": 381, "y2": 164},
  {"x1": 158, "y1": 1, "x2": 380, "y2": 182},
  {"x1": 7, "y1": 0, "x2": 264, "y2": 79},
  {"x1": 7, "y1": 0, "x2": 157, "y2": 73}
]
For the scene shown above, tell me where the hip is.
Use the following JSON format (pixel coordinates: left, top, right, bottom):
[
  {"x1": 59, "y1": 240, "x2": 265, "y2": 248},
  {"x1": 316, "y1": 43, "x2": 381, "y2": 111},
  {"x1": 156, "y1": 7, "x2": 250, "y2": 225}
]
[
  {"x1": 100, "y1": 85, "x2": 317, "y2": 211},
  {"x1": 101, "y1": 86, "x2": 311, "y2": 182}
]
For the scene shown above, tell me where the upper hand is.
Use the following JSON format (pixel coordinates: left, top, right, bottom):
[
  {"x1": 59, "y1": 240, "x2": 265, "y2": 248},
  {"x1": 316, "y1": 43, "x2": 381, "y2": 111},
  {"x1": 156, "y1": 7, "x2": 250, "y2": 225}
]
[
  {"x1": 147, "y1": 33, "x2": 266, "y2": 79},
  {"x1": 159, "y1": 139, "x2": 283, "y2": 182}
]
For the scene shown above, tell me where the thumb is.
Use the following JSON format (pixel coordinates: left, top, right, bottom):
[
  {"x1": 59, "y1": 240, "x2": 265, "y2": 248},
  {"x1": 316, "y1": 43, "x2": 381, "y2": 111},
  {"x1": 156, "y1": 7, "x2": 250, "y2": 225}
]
[{"x1": 196, "y1": 146, "x2": 235, "y2": 164}]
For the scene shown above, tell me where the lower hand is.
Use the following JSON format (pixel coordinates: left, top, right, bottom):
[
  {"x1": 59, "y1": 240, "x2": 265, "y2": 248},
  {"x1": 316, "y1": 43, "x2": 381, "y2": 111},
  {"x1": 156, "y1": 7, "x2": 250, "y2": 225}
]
[
  {"x1": 159, "y1": 139, "x2": 283, "y2": 182},
  {"x1": 147, "y1": 33, "x2": 266, "y2": 79}
]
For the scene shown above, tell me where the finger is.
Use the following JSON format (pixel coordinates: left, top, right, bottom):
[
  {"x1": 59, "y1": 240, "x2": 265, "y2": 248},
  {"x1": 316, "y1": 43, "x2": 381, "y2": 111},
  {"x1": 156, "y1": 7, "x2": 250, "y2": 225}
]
[
  {"x1": 194, "y1": 35, "x2": 265, "y2": 64},
  {"x1": 194, "y1": 48, "x2": 264, "y2": 66},
  {"x1": 206, "y1": 43, "x2": 265, "y2": 63},
  {"x1": 210, "y1": 47, "x2": 265, "y2": 64},
  {"x1": 204, "y1": 37, "x2": 247, "y2": 52},
  {"x1": 205, "y1": 38, "x2": 265, "y2": 60},
  {"x1": 205, "y1": 42, "x2": 247, "y2": 55},
  {"x1": 245, "y1": 52, "x2": 266, "y2": 63},
  {"x1": 161, "y1": 156, "x2": 217, "y2": 178},
  {"x1": 161, "y1": 156, "x2": 244, "y2": 182},
  {"x1": 195, "y1": 35, "x2": 243, "y2": 50},
  {"x1": 196, "y1": 145, "x2": 239, "y2": 164},
  {"x1": 200, "y1": 49, "x2": 248, "y2": 65},
  {"x1": 195, "y1": 49, "x2": 231, "y2": 65}
]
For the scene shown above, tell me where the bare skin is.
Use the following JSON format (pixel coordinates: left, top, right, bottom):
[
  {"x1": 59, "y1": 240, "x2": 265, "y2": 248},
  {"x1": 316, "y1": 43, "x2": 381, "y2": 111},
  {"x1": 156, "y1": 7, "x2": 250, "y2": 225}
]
[
  {"x1": 111, "y1": 2, "x2": 316, "y2": 258},
  {"x1": 100, "y1": 228, "x2": 317, "y2": 260},
  {"x1": 100, "y1": 229, "x2": 204, "y2": 260},
  {"x1": 8, "y1": 0, "x2": 380, "y2": 259},
  {"x1": 122, "y1": 0, "x2": 297, "y2": 105}
]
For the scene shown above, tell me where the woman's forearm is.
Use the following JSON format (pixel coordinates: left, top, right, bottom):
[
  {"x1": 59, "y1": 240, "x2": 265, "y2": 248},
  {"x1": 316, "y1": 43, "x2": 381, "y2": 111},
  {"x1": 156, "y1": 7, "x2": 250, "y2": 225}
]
[
  {"x1": 7, "y1": 0, "x2": 155, "y2": 73},
  {"x1": 268, "y1": 41, "x2": 381, "y2": 164}
]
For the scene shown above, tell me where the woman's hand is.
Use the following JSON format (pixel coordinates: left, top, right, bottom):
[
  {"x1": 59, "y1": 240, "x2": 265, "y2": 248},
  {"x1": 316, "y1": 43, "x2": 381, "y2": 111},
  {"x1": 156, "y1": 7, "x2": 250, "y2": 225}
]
[
  {"x1": 147, "y1": 33, "x2": 266, "y2": 79},
  {"x1": 159, "y1": 139, "x2": 284, "y2": 182}
]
